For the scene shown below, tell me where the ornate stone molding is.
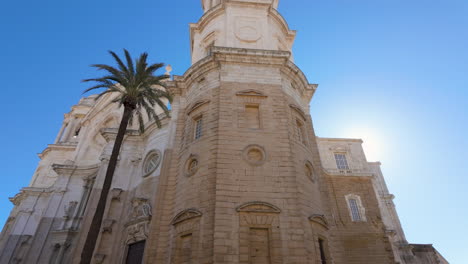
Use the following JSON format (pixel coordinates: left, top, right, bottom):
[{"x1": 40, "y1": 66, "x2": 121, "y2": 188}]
[
  {"x1": 242, "y1": 144, "x2": 267, "y2": 166},
  {"x1": 236, "y1": 201, "x2": 281, "y2": 213},
  {"x1": 102, "y1": 219, "x2": 116, "y2": 233},
  {"x1": 63, "y1": 201, "x2": 78, "y2": 220},
  {"x1": 99, "y1": 128, "x2": 140, "y2": 142},
  {"x1": 52, "y1": 163, "x2": 99, "y2": 177},
  {"x1": 323, "y1": 169, "x2": 374, "y2": 178},
  {"x1": 289, "y1": 104, "x2": 307, "y2": 121},
  {"x1": 94, "y1": 254, "x2": 106, "y2": 264},
  {"x1": 187, "y1": 100, "x2": 211, "y2": 116},
  {"x1": 126, "y1": 198, "x2": 152, "y2": 226},
  {"x1": 9, "y1": 187, "x2": 55, "y2": 205},
  {"x1": 236, "y1": 89, "x2": 268, "y2": 98},
  {"x1": 184, "y1": 154, "x2": 200, "y2": 177},
  {"x1": 111, "y1": 188, "x2": 123, "y2": 201},
  {"x1": 171, "y1": 208, "x2": 203, "y2": 225},
  {"x1": 309, "y1": 214, "x2": 329, "y2": 230},
  {"x1": 38, "y1": 143, "x2": 78, "y2": 160},
  {"x1": 125, "y1": 221, "x2": 150, "y2": 244}
]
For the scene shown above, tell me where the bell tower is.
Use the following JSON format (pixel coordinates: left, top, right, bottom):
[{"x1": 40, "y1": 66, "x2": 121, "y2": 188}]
[
  {"x1": 191, "y1": 0, "x2": 295, "y2": 63},
  {"x1": 144, "y1": 0, "x2": 325, "y2": 263}
]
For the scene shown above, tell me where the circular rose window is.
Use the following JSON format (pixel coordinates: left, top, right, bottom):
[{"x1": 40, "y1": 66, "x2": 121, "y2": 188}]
[{"x1": 142, "y1": 150, "x2": 161, "y2": 177}]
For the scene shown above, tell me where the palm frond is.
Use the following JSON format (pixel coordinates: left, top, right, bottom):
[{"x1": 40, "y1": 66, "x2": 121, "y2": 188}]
[
  {"x1": 124, "y1": 49, "x2": 135, "y2": 76},
  {"x1": 108, "y1": 50, "x2": 130, "y2": 77},
  {"x1": 83, "y1": 49, "x2": 173, "y2": 134}
]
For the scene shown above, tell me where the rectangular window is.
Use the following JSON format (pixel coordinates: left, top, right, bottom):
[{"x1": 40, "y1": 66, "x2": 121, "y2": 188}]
[
  {"x1": 126, "y1": 240, "x2": 146, "y2": 264},
  {"x1": 334, "y1": 153, "x2": 349, "y2": 170},
  {"x1": 245, "y1": 105, "x2": 260, "y2": 129},
  {"x1": 348, "y1": 198, "x2": 362, "y2": 221},
  {"x1": 318, "y1": 238, "x2": 328, "y2": 264},
  {"x1": 295, "y1": 119, "x2": 308, "y2": 145},
  {"x1": 194, "y1": 116, "x2": 203, "y2": 140}
]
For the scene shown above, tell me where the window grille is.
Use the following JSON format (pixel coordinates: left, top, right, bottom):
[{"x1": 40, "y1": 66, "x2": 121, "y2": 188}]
[
  {"x1": 348, "y1": 198, "x2": 362, "y2": 221},
  {"x1": 194, "y1": 117, "x2": 203, "y2": 140},
  {"x1": 334, "y1": 153, "x2": 349, "y2": 170}
]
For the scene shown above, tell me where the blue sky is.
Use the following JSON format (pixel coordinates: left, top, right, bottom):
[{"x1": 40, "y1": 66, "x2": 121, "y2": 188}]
[{"x1": 0, "y1": 0, "x2": 467, "y2": 262}]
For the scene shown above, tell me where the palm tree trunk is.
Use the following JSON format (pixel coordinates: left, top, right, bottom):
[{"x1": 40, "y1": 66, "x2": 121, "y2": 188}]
[{"x1": 80, "y1": 105, "x2": 133, "y2": 264}]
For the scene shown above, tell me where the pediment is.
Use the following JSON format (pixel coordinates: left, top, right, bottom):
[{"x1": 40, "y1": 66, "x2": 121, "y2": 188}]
[
  {"x1": 187, "y1": 100, "x2": 210, "y2": 115},
  {"x1": 236, "y1": 90, "x2": 267, "y2": 98},
  {"x1": 289, "y1": 104, "x2": 307, "y2": 121},
  {"x1": 236, "y1": 201, "x2": 281, "y2": 213},
  {"x1": 171, "y1": 208, "x2": 202, "y2": 225},
  {"x1": 309, "y1": 214, "x2": 329, "y2": 229}
]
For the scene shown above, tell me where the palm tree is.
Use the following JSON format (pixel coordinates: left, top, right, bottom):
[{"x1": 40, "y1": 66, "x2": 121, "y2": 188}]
[{"x1": 80, "y1": 49, "x2": 172, "y2": 264}]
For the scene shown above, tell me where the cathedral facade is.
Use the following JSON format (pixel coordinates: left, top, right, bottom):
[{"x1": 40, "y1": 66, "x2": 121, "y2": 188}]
[{"x1": 0, "y1": 1, "x2": 447, "y2": 263}]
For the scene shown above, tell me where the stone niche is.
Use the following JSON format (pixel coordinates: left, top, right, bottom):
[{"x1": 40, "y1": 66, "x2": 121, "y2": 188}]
[
  {"x1": 171, "y1": 208, "x2": 203, "y2": 262},
  {"x1": 236, "y1": 201, "x2": 283, "y2": 264}
]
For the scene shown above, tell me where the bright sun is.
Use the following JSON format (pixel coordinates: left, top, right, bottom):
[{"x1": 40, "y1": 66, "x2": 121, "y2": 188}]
[{"x1": 346, "y1": 126, "x2": 386, "y2": 162}]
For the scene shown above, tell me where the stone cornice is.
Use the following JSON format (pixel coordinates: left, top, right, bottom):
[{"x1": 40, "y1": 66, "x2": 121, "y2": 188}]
[
  {"x1": 172, "y1": 46, "x2": 316, "y2": 101},
  {"x1": 190, "y1": 3, "x2": 224, "y2": 36},
  {"x1": 99, "y1": 128, "x2": 140, "y2": 142},
  {"x1": 269, "y1": 7, "x2": 296, "y2": 39},
  {"x1": 9, "y1": 187, "x2": 57, "y2": 205},
  {"x1": 38, "y1": 143, "x2": 78, "y2": 160},
  {"x1": 97, "y1": 114, "x2": 171, "y2": 142},
  {"x1": 172, "y1": 59, "x2": 219, "y2": 95},
  {"x1": 316, "y1": 137, "x2": 364, "y2": 143},
  {"x1": 52, "y1": 163, "x2": 100, "y2": 177}
]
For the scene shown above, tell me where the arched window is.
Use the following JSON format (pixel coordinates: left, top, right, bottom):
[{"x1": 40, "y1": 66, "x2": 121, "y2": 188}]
[
  {"x1": 194, "y1": 115, "x2": 203, "y2": 140},
  {"x1": 345, "y1": 194, "x2": 366, "y2": 222}
]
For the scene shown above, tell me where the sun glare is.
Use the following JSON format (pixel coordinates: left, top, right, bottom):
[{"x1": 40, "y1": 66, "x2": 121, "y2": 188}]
[{"x1": 347, "y1": 126, "x2": 386, "y2": 162}]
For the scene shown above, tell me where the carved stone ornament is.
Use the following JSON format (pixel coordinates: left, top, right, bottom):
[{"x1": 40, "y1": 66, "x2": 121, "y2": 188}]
[
  {"x1": 308, "y1": 214, "x2": 329, "y2": 230},
  {"x1": 242, "y1": 145, "x2": 266, "y2": 166},
  {"x1": 236, "y1": 89, "x2": 267, "y2": 98},
  {"x1": 235, "y1": 17, "x2": 262, "y2": 43},
  {"x1": 129, "y1": 198, "x2": 152, "y2": 224},
  {"x1": 304, "y1": 161, "x2": 317, "y2": 183},
  {"x1": 187, "y1": 100, "x2": 210, "y2": 116},
  {"x1": 184, "y1": 154, "x2": 200, "y2": 177},
  {"x1": 63, "y1": 201, "x2": 78, "y2": 219},
  {"x1": 9, "y1": 192, "x2": 26, "y2": 206},
  {"x1": 171, "y1": 208, "x2": 203, "y2": 226},
  {"x1": 236, "y1": 201, "x2": 281, "y2": 214},
  {"x1": 125, "y1": 222, "x2": 150, "y2": 244},
  {"x1": 329, "y1": 145, "x2": 350, "y2": 152},
  {"x1": 289, "y1": 104, "x2": 307, "y2": 121},
  {"x1": 94, "y1": 254, "x2": 106, "y2": 264},
  {"x1": 111, "y1": 188, "x2": 123, "y2": 201},
  {"x1": 102, "y1": 219, "x2": 116, "y2": 233}
]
